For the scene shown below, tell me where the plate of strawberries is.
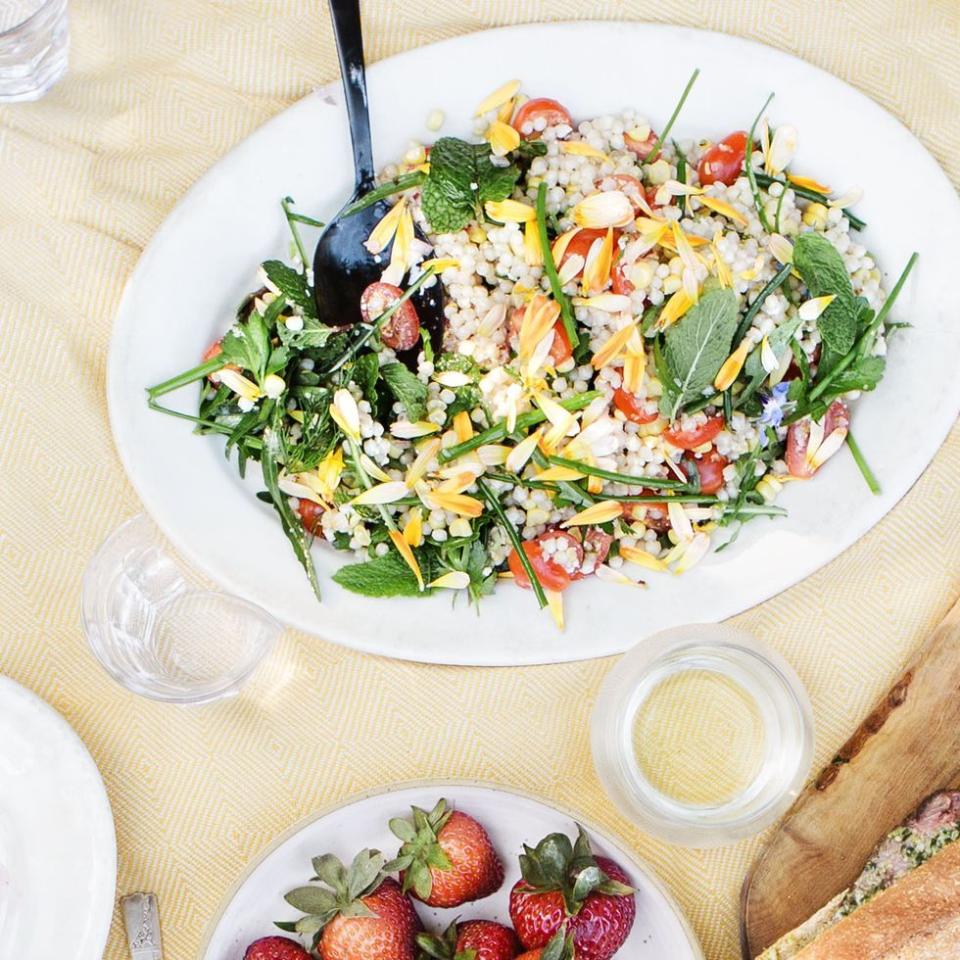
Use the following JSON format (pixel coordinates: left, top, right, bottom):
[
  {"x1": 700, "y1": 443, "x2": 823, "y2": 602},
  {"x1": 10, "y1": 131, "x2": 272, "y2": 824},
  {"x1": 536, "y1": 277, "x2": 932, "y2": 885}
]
[{"x1": 201, "y1": 783, "x2": 701, "y2": 960}]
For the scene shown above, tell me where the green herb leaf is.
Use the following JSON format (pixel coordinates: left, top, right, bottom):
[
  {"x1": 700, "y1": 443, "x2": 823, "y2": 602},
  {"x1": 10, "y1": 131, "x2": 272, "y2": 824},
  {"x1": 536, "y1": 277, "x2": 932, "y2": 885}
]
[
  {"x1": 421, "y1": 137, "x2": 520, "y2": 233},
  {"x1": 381, "y1": 362, "x2": 427, "y2": 421},
  {"x1": 221, "y1": 311, "x2": 271, "y2": 380},
  {"x1": 262, "y1": 259, "x2": 318, "y2": 318},
  {"x1": 332, "y1": 551, "x2": 429, "y2": 598},
  {"x1": 660, "y1": 288, "x2": 739, "y2": 419},
  {"x1": 792, "y1": 234, "x2": 858, "y2": 356},
  {"x1": 277, "y1": 315, "x2": 336, "y2": 351},
  {"x1": 817, "y1": 355, "x2": 886, "y2": 396},
  {"x1": 351, "y1": 353, "x2": 381, "y2": 407}
]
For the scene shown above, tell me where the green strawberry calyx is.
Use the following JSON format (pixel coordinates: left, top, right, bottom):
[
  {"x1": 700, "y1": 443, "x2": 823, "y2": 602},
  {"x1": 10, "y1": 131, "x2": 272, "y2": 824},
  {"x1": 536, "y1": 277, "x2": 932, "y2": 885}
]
[
  {"x1": 277, "y1": 849, "x2": 389, "y2": 950},
  {"x1": 386, "y1": 797, "x2": 454, "y2": 899},
  {"x1": 517, "y1": 825, "x2": 634, "y2": 917},
  {"x1": 414, "y1": 920, "x2": 476, "y2": 960},
  {"x1": 540, "y1": 928, "x2": 576, "y2": 960}
]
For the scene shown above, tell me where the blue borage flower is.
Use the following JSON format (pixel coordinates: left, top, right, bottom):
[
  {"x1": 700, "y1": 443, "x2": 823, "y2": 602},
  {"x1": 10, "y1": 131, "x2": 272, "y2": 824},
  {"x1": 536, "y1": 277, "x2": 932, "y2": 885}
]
[{"x1": 757, "y1": 382, "x2": 791, "y2": 444}]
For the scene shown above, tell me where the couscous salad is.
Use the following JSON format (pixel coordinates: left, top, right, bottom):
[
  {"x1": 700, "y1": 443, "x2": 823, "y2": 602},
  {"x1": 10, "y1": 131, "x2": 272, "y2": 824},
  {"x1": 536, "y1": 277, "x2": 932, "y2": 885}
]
[{"x1": 147, "y1": 72, "x2": 917, "y2": 627}]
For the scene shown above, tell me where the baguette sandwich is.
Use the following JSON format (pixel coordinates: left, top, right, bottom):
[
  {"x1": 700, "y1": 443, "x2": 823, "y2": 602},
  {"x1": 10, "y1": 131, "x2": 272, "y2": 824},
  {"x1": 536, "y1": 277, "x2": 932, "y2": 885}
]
[{"x1": 757, "y1": 790, "x2": 960, "y2": 959}]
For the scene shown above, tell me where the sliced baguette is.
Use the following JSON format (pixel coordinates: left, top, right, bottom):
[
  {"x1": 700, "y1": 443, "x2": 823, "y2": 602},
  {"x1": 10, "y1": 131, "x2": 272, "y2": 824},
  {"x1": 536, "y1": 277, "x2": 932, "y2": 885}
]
[
  {"x1": 791, "y1": 839, "x2": 960, "y2": 959},
  {"x1": 755, "y1": 891, "x2": 846, "y2": 960}
]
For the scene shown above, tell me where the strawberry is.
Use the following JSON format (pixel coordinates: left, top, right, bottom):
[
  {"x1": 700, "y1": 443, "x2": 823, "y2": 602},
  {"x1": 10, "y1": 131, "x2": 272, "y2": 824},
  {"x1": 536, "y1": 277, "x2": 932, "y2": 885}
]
[
  {"x1": 243, "y1": 936, "x2": 311, "y2": 960},
  {"x1": 282, "y1": 849, "x2": 421, "y2": 960},
  {"x1": 508, "y1": 827, "x2": 635, "y2": 960},
  {"x1": 388, "y1": 798, "x2": 504, "y2": 907},
  {"x1": 416, "y1": 919, "x2": 519, "y2": 960},
  {"x1": 515, "y1": 929, "x2": 575, "y2": 960}
]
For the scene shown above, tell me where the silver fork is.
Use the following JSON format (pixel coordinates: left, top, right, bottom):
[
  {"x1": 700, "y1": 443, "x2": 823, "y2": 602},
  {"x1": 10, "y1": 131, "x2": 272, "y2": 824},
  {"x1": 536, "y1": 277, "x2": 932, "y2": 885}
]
[{"x1": 122, "y1": 893, "x2": 163, "y2": 960}]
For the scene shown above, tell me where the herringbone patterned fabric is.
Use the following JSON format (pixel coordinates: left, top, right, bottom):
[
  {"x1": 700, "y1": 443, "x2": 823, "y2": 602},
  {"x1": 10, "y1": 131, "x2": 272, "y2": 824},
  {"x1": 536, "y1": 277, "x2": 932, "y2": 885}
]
[{"x1": 1, "y1": 2, "x2": 958, "y2": 958}]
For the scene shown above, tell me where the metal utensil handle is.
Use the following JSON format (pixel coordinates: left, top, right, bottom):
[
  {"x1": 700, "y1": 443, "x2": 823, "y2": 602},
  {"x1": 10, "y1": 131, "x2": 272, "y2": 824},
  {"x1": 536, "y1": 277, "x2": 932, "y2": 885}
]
[{"x1": 327, "y1": 0, "x2": 374, "y2": 189}]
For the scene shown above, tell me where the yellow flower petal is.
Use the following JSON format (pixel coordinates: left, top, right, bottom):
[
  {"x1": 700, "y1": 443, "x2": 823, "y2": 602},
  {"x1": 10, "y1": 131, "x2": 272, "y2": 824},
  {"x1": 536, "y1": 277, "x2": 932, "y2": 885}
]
[
  {"x1": 573, "y1": 191, "x2": 633, "y2": 228},
  {"x1": 524, "y1": 219, "x2": 543, "y2": 266},
  {"x1": 561, "y1": 141, "x2": 609, "y2": 160},
  {"x1": 519, "y1": 295, "x2": 561, "y2": 361},
  {"x1": 713, "y1": 340, "x2": 750, "y2": 391},
  {"x1": 808, "y1": 427, "x2": 848, "y2": 470},
  {"x1": 544, "y1": 589, "x2": 565, "y2": 630},
  {"x1": 438, "y1": 472, "x2": 476, "y2": 495},
  {"x1": 768, "y1": 233, "x2": 794, "y2": 265},
  {"x1": 424, "y1": 491, "x2": 484, "y2": 518},
  {"x1": 390, "y1": 420, "x2": 441, "y2": 440},
  {"x1": 788, "y1": 173, "x2": 831, "y2": 194},
  {"x1": 389, "y1": 529, "x2": 424, "y2": 591},
  {"x1": 619, "y1": 544, "x2": 668, "y2": 572},
  {"x1": 595, "y1": 564, "x2": 646, "y2": 587},
  {"x1": 581, "y1": 227, "x2": 614, "y2": 294},
  {"x1": 672, "y1": 531, "x2": 711, "y2": 574},
  {"x1": 358, "y1": 452, "x2": 391, "y2": 483},
  {"x1": 505, "y1": 429, "x2": 543, "y2": 474},
  {"x1": 382, "y1": 203, "x2": 414, "y2": 286},
  {"x1": 453, "y1": 410, "x2": 474, "y2": 443},
  {"x1": 535, "y1": 465, "x2": 586, "y2": 482},
  {"x1": 485, "y1": 119, "x2": 521, "y2": 157},
  {"x1": 551, "y1": 227, "x2": 582, "y2": 264},
  {"x1": 428, "y1": 570, "x2": 471, "y2": 590},
  {"x1": 798, "y1": 294, "x2": 837, "y2": 321},
  {"x1": 591, "y1": 323, "x2": 637, "y2": 369},
  {"x1": 474, "y1": 79, "x2": 521, "y2": 116},
  {"x1": 419, "y1": 257, "x2": 460, "y2": 272},
  {"x1": 218, "y1": 368, "x2": 262, "y2": 403},
  {"x1": 760, "y1": 336, "x2": 779, "y2": 374},
  {"x1": 351, "y1": 481, "x2": 409, "y2": 506},
  {"x1": 477, "y1": 443, "x2": 511, "y2": 466},
  {"x1": 573, "y1": 293, "x2": 632, "y2": 313},
  {"x1": 364, "y1": 196, "x2": 407, "y2": 255},
  {"x1": 698, "y1": 195, "x2": 748, "y2": 225},
  {"x1": 484, "y1": 198, "x2": 535, "y2": 222},
  {"x1": 622, "y1": 346, "x2": 647, "y2": 396},
  {"x1": 656, "y1": 288, "x2": 695, "y2": 329},
  {"x1": 330, "y1": 388, "x2": 361, "y2": 441},
  {"x1": 404, "y1": 437, "x2": 441, "y2": 487},
  {"x1": 667, "y1": 501, "x2": 694, "y2": 542},
  {"x1": 587, "y1": 475, "x2": 604, "y2": 495},
  {"x1": 402, "y1": 507, "x2": 423, "y2": 547},
  {"x1": 765, "y1": 125, "x2": 798, "y2": 176},
  {"x1": 561, "y1": 501, "x2": 623, "y2": 527}
]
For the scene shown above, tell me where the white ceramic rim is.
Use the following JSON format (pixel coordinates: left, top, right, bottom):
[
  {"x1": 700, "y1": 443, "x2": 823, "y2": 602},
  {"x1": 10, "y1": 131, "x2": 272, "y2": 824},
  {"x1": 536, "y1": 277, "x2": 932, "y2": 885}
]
[
  {"x1": 108, "y1": 21, "x2": 960, "y2": 665},
  {"x1": 196, "y1": 778, "x2": 705, "y2": 960}
]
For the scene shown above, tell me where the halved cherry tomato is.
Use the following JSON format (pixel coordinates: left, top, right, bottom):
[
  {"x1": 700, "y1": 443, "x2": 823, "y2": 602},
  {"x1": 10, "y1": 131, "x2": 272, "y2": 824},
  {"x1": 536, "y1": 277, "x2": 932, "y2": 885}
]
[
  {"x1": 610, "y1": 261, "x2": 634, "y2": 296},
  {"x1": 361, "y1": 281, "x2": 421, "y2": 351},
  {"x1": 595, "y1": 174, "x2": 647, "y2": 214},
  {"x1": 559, "y1": 227, "x2": 621, "y2": 269},
  {"x1": 507, "y1": 530, "x2": 584, "y2": 592},
  {"x1": 613, "y1": 386, "x2": 658, "y2": 424},
  {"x1": 624, "y1": 499, "x2": 672, "y2": 533},
  {"x1": 624, "y1": 127, "x2": 660, "y2": 160},
  {"x1": 686, "y1": 450, "x2": 729, "y2": 495},
  {"x1": 297, "y1": 499, "x2": 325, "y2": 535},
  {"x1": 571, "y1": 527, "x2": 613, "y2": 579},
  {"x1": 511, "y1": 98, "x2": 574, "y2": 138},
  {"x1": 508, "y1": 306, "x2": 573, "y2": 366},
  {"x1": 663, "y1": 415, "x2": 725, "y2": 450},
  {"x1": 697, "y1": 131, "x2": 748, "y2": 187},
  {"x1": 786, "y1": 400, "x2": 849, "y2": 478},
  {"x1": 785, "y1": 343, "x2": 820, "y2": 381}
]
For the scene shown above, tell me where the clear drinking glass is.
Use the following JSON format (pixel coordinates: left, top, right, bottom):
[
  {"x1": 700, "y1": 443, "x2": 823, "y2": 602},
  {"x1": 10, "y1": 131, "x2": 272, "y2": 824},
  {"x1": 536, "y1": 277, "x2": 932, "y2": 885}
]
[
  {"x1": 591, "y1": 623, "x2": 814, "y2": 846},
  {"x1": 0, "y1": 0, "x2": 68, "y2": 103},
  {"x1": 81, "y1": 515, "x2": 282, "y2": 705}
]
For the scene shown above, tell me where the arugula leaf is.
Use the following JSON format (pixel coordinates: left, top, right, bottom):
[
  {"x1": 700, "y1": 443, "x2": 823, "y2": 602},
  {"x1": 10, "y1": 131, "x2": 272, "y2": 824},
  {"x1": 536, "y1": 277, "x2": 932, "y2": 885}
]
[
  {"x1": 817, "y1": 355, "x2": 886, "y2": 396},
  {"x1": 792, "y1": 234, "x2": 858, "y2": 356},
  {"x1": 421, "y1": 137, "x2": 520, "y2": 233},
  {"x1": 381, "y1": 362, "x2": 427, "y2": 421},
  {"x1": 333, "y1": 551, "x2": 431, "y2": 598},
  {"x1": 660, "y1": 289, "x2": 739, "y2": 419},
  {"x1": 262, "y1": 259, "x2": 318, "y2": 318}
]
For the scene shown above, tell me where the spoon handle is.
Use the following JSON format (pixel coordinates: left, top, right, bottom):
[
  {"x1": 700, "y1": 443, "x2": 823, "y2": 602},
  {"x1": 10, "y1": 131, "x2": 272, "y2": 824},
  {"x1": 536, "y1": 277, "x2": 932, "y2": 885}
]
[{"x1": 327, "y1": 0, "x2": 375, "y2": 189}]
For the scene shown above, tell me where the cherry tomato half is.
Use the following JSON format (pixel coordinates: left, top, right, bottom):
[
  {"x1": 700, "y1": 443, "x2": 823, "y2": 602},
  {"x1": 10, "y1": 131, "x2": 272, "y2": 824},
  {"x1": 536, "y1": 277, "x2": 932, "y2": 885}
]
[
  {"x1": 511, "y1": 98, "x2": 574, "y2": 138},
  {"x1": 361, "y1": 281, "x2": 421, "y2": 351},
  {"x1": 686, "y1": 450, "x2": 729, "y2": 495},
  {"x1": 624, "y1": 127, "x2": 660, "y2": 160},
  {"x1": 697, "y1": 131, "x2": 748, "y2": 187},
  {"x1": 507, "y1": 530, "x2": 584, "y2": 592},
  {"x1": 297, "y1": 499, "x2": 325, "y2": 535},
  {"x1": 624, "y1": 499, "x2": 672, "y2": 533},
  {"x1": 572, "y1": 527, "x2": 613, "y2": 578},
  {"x1": 508, "y1": 306, "x2": 573, "y2": 367},
  {"x1": 786, "y1": 400, "x2": 850, "y2": 479},
  {"x1": 595, "y1": 174, "x2": 647, "y2": 214},
  {"x1": 613, "y1": 386, "x2": 659, "y2": 425},
  {"x1": 610, "y1": 261, "x2": 635, "y2": 296},
  {"x1": 663, "y1": 415, "x2": 725, "y2": 450}
]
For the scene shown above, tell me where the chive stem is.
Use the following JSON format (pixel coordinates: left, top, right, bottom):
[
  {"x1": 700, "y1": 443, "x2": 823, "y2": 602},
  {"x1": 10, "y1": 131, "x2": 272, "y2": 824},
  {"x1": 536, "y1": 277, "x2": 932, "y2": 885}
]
[
  {"x1": 147, "y1": 356, "x2": 225, "y2": 399},
  {"x1": 536, "y1": 181, "x2": 579, "y2": 349},
  {"x1": 745, "y1": 93, "x2": 775, "y2": 233},
  {"x1": 281, "y1": 196, "x2": 316, "y2": 266},
  {"x1": 846, "y1": 429, "x2": 880, "y2": 495},
  {"x1": 755, "y1": 173, "x2": 866, "y2": 231},
  {"x1": 342, "y1": 171, "x2": 427, "y2": 217},
  {"x1": 647, "y1": 68, "x2": 701, "y2": 162},
  {"x1": 546, "y1": 455, "x2": 688, "y2": 490},
  {"x1": 477, "y1": 478, "x2": 547, "y2": 609}
]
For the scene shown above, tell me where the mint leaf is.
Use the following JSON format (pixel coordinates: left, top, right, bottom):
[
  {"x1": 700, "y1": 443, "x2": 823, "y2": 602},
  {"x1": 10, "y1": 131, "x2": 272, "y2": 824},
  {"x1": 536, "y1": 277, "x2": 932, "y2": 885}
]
[
  {"x1": 277, "y1": 315, "x2": 335, "y2": 351},
  {"x1": 351, "y1": 353, "x2": 380, "y2": 407},
  {"x1": 381, "y1": 362, "x2": 427, "y2": 421},
  {"x1": 821, "y1": 355, "x2": 886, "y2": 395},
  {"x1": 660, "y1": 288, "x2": 739, "y2": 419},
  {"x1": 744, "y1": 313, "x2": 804, "y2": 380},
  {"x1": 792, "y1": 234, "x2": 857, "y2": 355},
  {"x1": 221, "y1": 311, "x2": 270, "y2": 379},
  {"x1": 262, "y1": 259, "x2": 318, "y2": 318},
  {"x1": 421, "y1": 137, "x2": 520, "y2": 233},
  {"x1": 333, "y1": 551, "x2": 430, "y2": 598}
]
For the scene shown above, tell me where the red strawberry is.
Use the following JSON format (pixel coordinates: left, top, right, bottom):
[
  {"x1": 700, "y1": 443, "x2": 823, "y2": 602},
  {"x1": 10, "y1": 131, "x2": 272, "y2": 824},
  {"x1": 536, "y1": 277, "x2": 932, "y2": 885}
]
[
  {"x1": 283, "y1": 850, "x2": 421, "y2": 960},
  {"x1": 416, "y1": 919, "x2": 519, "y2": 960},
  {"x1": 244, "y1": 936, "x2": 311, "y2": 960},
  {"x1": 515, "y1": 929, "x2": 575, "y2": 960},
  {"x1": 389, "y1": 798, "x2": 504, "y2": 907},
  {"x1": 508, "y1": 827, "x2": 635, "y2": 960}
]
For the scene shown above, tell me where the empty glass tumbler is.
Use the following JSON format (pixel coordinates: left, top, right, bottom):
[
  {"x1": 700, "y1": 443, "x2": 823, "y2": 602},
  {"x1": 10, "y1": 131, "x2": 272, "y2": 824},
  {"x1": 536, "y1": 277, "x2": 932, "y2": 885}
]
[
  {"x1": 82, "y1": 515, "x2": 282, "y2": 705},
  {"x1": 0, "y1": 0, "x2": 68, "y2": 102}
]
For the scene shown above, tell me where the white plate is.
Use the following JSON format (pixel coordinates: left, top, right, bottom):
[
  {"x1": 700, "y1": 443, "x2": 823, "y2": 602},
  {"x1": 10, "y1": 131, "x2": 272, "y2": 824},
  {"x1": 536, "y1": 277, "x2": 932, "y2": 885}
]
[
  {"x1": 0, "y1": 676, "x2": 116, "y2": 960},
  {"x1": 199, "y1": 781, "x2": 703, "y2": 960},
  {"x1": 108, "y1": 23, "x2": 960, "y2": 665}
]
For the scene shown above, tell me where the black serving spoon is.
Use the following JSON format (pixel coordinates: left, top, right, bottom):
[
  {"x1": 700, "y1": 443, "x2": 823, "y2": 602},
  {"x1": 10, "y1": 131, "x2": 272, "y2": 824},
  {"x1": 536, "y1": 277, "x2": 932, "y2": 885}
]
[{"x1": 313, "y1": 0, "x2": 444, "y2": 354}]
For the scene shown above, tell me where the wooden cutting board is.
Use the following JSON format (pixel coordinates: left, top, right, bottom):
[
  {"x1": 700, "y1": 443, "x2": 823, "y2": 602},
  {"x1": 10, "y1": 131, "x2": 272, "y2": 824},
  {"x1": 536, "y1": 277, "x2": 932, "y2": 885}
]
[{"x1": 740, "y1": 596, "x2": 960, "y2": 959}]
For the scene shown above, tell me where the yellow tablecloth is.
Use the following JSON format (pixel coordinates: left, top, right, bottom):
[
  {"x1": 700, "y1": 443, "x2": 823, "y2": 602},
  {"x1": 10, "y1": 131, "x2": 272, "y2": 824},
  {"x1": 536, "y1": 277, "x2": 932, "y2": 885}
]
[{"x1": 1, "y1": 2, "x2": 958, "y2": 958}]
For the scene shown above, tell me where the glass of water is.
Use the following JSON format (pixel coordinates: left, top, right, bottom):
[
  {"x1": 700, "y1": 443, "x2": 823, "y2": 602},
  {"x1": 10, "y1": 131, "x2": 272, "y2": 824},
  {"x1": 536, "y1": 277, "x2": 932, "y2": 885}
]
[
  {"x1": 81, "y1": 515, "x2": 282, "y2": 705},
  {"x1": 0, "y1": 0, "x2": 69, "y2": 103}
]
